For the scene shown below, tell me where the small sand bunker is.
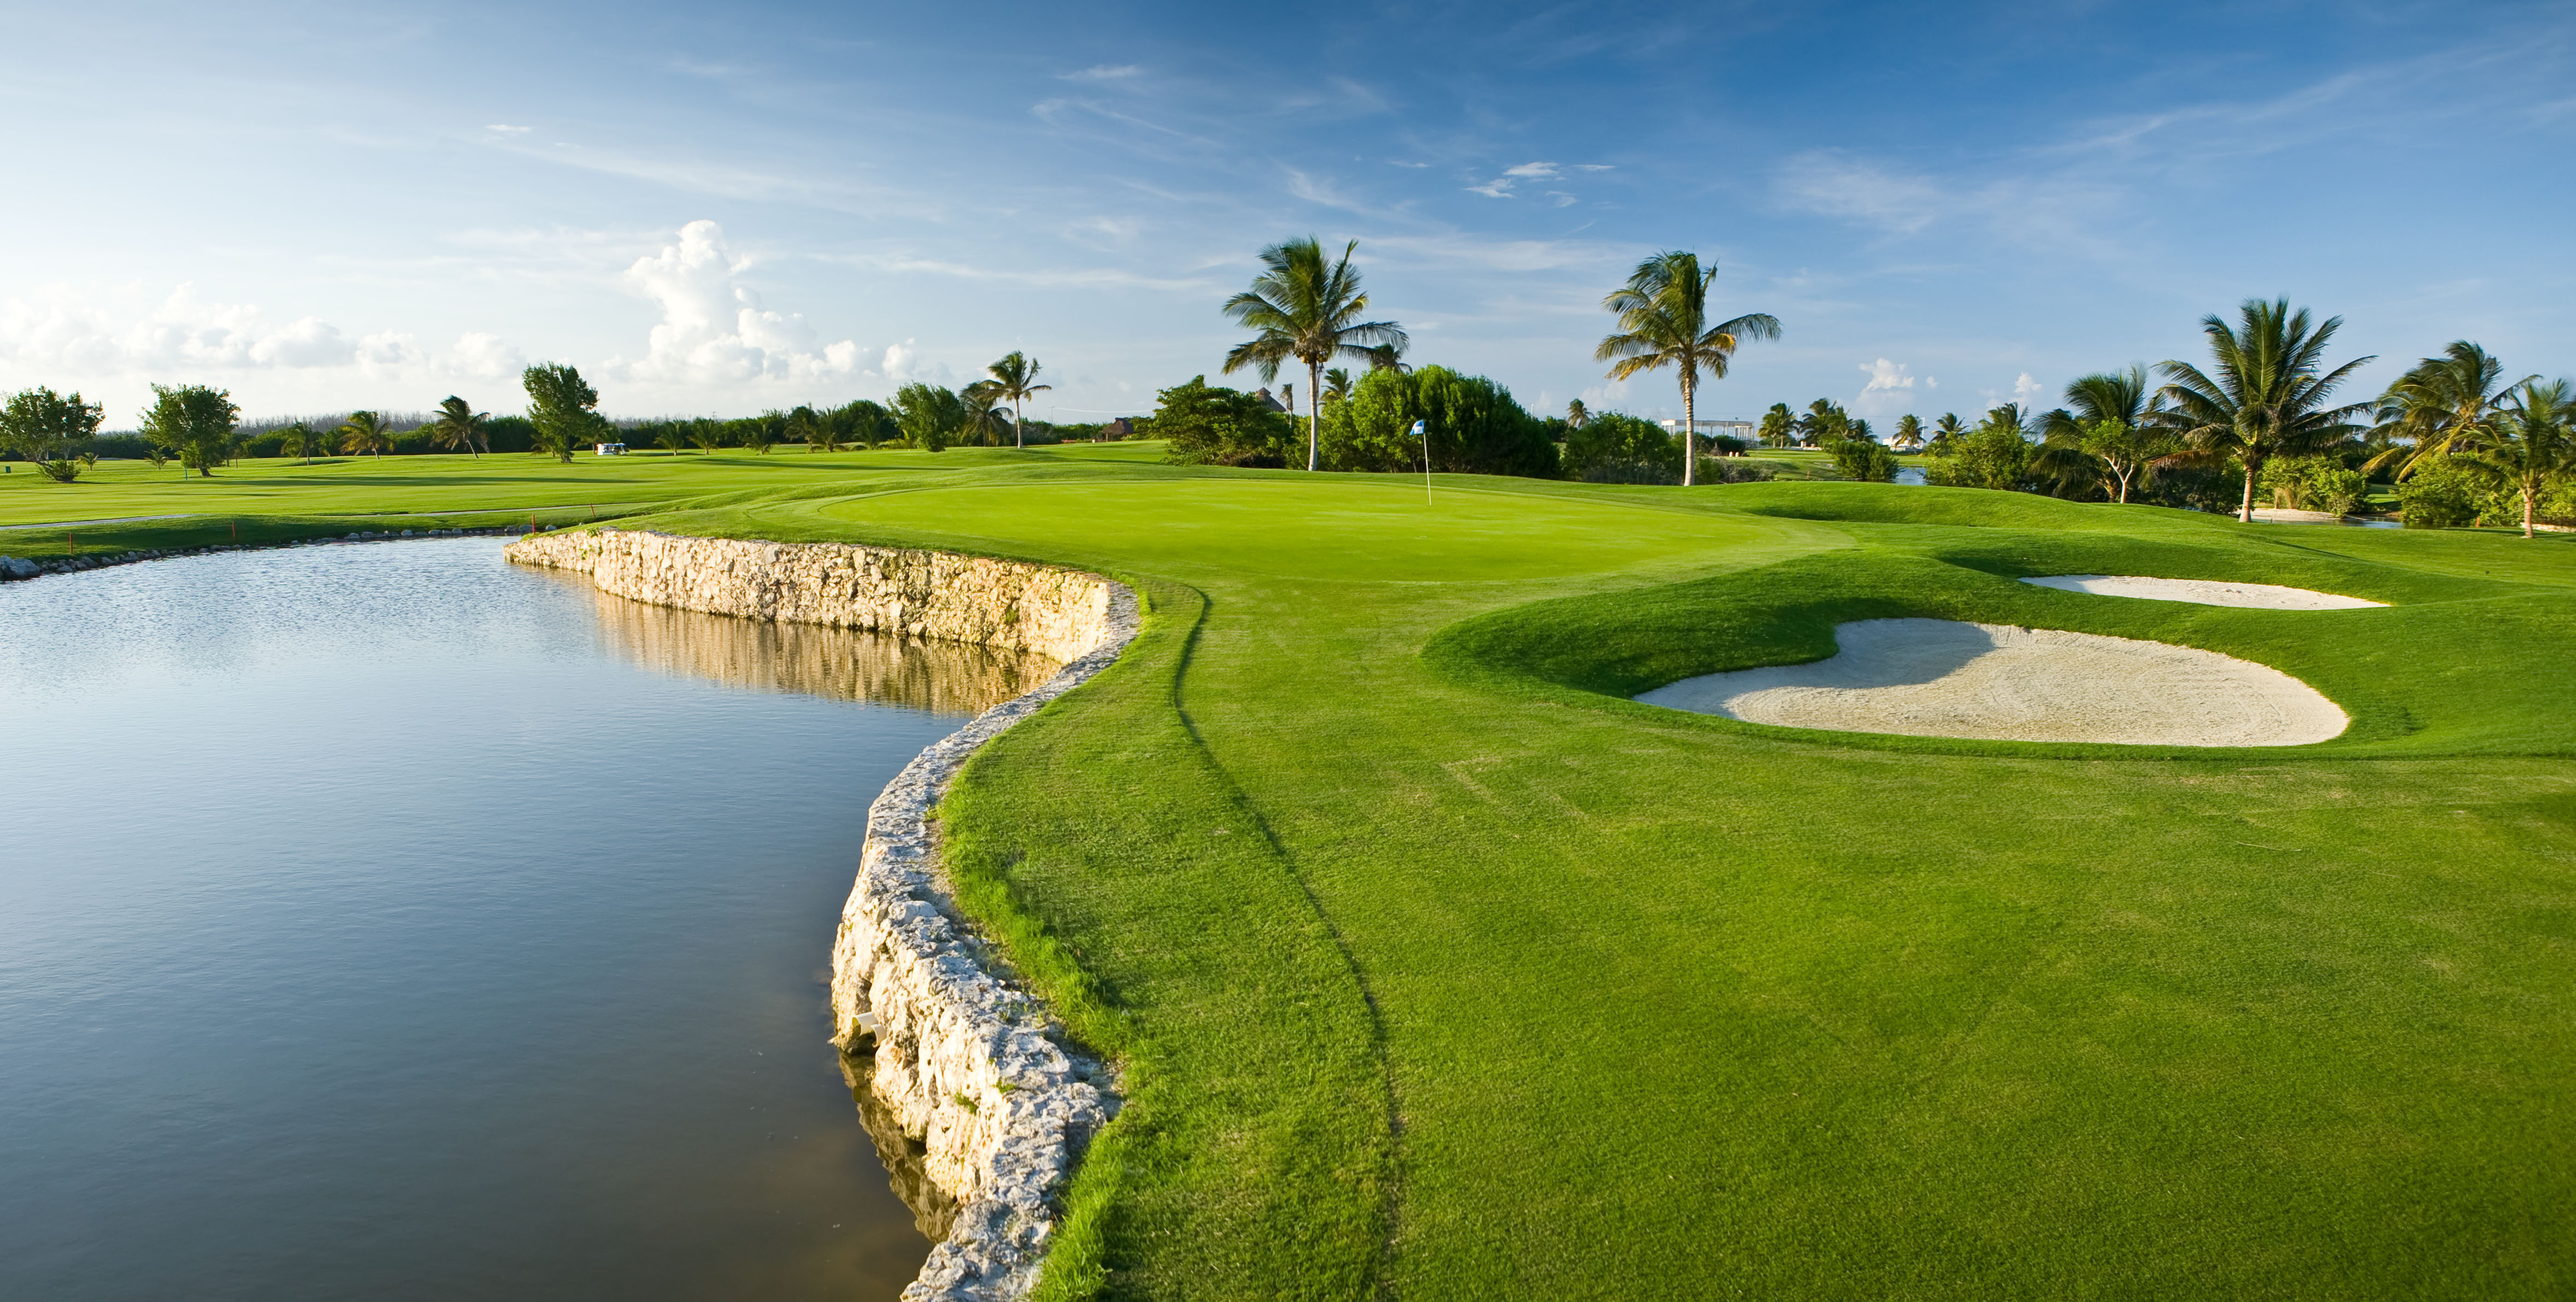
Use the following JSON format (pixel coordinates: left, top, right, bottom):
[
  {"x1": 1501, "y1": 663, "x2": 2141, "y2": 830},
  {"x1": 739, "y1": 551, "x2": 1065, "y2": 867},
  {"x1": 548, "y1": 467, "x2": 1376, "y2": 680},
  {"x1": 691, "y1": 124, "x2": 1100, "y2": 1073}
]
[
  {"x1": 2019, "y1": 575, "x2": 2384, "y2": 610},
  {"x1": 1637, "y1": 618, "x2": 2347, "y2": 746}
]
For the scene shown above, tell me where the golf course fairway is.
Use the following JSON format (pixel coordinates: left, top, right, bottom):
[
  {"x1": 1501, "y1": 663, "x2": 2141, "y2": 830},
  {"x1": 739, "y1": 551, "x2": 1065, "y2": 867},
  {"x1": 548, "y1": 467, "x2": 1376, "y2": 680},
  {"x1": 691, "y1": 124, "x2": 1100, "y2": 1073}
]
[{"x1": 16, "y1": 451, "x2": 2575, "y2": 1298}]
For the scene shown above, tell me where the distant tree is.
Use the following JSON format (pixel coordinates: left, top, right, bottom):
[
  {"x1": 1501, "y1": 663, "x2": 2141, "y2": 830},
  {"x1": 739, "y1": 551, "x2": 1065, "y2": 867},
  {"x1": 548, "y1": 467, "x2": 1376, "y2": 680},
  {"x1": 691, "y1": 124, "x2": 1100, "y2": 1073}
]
[
  {"x1": 1562, "y1": 411, "x2": 1684, "y2": 484},
  {"x1": 837, "y1": 399, "x2": 896, "y2": 449},
  {"x1": 1928, "y1": 413, "x2": 1967, "y2": 453},
  {"x1": 523, "y1": 363, "x2": 604, "y2": 464},
  {"x1": 2455, "y1": 379, "x2": 2576, "y2": 538},
  {"x1": 981, "y1": 351, "x2": 1052, "y2": 449},
  {"x1": 2369, "y1": 341, "x2": 2528, "y2": 480},
  {"x1": 275, "y1": 421, "x2": 321, "y2": 465},
  {"x1": 736, "y1": 411, "x2": 780, "y2": 455},
  {"x1": 1757, "y1": 403, "x2": 1796, "y2": 448},
  {"x1": 788, "y1": 405, "x2": 836, "y2": 452},
  {"x1": 1596, "y1": 250, "x2": 1778, "y2": 486},
  {"x1": 1323, "y1": 368, "x2": 1356, "y2": 406},
  {"x1": 686, "y1": 417, "x2": 726, "y2": 453},
  {"x1": 1153, "y1": 375, "x2": 1297, "y2": 467},
  {"x1": 960, "y1": 381, "x2": 1014, "y2": 446},
  {"x1": 141, "y1": 384, "x2": 241, "y2": 477},
  {"x1": 430, "y1": 396, "x2": 489, "y2": 457},
  {"x1": 893, "y1": 383, "x2": 967, "y2": 451},
  {"x1": 2034, "y1": 367, "x2": 2167, "y2": 502},
  {"x1": 336, "y1": 410, "x2": 393, "y2": 458},
  {"x1": 651, "y1": 421, "x2": 689, "y2": 455},
  {"x1": 2159, "y1": 298, "x2": 2374, "y2": 522},
  {"x1": 1796, "y1": 399, "x2": 1851, "y2": 446},
  {"x1": 1221, "y1": 235, "x2": 1408, "y2": 472},
  {"x1": 1891, "y1": 414, "x2": 1924, "y2": 450},
  {"x1": 0, "y1": 386, "x2": 104, "y2": 482},
  {"x1": 1362, "y1": 341, "x2": 1410, "y2": 373},
  {"x1": 1566, "y1": 398, "x2": 1588, "y2": 428}
]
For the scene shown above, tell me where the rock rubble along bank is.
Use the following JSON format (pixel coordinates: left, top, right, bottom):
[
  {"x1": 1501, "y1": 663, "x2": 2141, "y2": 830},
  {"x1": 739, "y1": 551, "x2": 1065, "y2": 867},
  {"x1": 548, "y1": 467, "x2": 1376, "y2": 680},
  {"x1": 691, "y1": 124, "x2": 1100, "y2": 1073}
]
[
  {"x1": 501, "y1": 526, "x2": 1113, "y2": 663},
  {"x1": 507, "y1": 526, "x2": 1136, "y2": 1302}
]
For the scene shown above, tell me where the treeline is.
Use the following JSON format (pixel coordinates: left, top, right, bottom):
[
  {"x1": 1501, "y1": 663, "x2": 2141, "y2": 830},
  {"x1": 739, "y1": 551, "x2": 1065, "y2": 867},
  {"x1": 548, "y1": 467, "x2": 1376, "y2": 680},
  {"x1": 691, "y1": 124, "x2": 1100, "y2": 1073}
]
[
  {"x1": 0, "y1": 352, "x2": 1145, "y2": 482},
  {"x1": 1143, "y1": 367, "x2": 1772, "y2": 484}
]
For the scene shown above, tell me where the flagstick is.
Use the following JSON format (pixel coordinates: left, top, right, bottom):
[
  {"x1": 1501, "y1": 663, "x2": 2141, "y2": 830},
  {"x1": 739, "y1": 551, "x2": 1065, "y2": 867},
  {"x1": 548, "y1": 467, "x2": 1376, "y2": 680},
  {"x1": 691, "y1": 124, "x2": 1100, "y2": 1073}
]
[{"x1": 1412, "y1": 419, "x2": 1430, "y2": 505}]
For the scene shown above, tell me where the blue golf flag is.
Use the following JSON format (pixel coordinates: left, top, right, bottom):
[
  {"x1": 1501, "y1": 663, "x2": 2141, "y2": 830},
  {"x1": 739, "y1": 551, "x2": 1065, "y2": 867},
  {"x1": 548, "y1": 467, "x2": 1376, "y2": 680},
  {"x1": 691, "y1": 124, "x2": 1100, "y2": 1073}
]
[{"x1": 1408, "y1": 420, "x2": 1425, "y2": 437}]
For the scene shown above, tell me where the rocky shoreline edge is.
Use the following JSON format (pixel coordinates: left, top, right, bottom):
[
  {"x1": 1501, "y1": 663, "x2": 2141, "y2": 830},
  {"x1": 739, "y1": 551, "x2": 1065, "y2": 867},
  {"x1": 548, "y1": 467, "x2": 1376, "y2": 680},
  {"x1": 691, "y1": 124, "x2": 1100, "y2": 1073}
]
[{"x1": 504, "y1": 528, "x2": 1133, "y2": 1302}]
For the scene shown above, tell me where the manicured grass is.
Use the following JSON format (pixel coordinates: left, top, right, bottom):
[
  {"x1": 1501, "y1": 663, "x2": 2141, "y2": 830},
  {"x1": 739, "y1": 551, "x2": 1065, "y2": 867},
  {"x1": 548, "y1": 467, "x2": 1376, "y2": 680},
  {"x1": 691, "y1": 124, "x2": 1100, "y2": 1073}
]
[{"x1": 16, "y1": 462, "x2": 2573, "y2": 1298}]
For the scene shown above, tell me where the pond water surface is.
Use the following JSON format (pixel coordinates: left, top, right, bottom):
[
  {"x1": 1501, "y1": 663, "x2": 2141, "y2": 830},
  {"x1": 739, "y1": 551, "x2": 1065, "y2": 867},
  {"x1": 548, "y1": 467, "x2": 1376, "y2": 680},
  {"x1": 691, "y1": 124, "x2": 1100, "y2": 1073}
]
[{"x1": 0, "y1": 538, "x2": 1051, "y2": 1300}]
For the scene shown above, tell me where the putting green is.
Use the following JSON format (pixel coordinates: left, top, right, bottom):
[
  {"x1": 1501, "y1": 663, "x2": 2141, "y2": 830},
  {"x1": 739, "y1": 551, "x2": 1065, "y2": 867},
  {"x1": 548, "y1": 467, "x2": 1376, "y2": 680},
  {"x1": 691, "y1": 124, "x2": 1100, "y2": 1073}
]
[{"x1": 814, "y1": 478, "x2": 1803, "y2": 581}]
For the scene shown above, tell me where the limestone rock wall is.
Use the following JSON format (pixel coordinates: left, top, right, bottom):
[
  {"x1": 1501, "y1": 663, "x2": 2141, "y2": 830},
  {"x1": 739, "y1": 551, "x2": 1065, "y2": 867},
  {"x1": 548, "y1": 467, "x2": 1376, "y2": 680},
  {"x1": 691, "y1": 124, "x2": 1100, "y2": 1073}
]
[
  {"x1": 507, "y1": 527, "x2": 1134, "y2": 1302},
  {"x1": 503, "y1": 527, "x2": 1113, "y2": 664}
]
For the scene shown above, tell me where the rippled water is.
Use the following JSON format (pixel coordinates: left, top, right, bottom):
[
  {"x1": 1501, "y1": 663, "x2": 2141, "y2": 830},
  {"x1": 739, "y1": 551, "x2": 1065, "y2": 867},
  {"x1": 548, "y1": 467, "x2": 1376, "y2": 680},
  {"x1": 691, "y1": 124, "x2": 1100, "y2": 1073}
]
[{"x1": 0, "y1": 539, "x2": 1054, "y2": 1301}]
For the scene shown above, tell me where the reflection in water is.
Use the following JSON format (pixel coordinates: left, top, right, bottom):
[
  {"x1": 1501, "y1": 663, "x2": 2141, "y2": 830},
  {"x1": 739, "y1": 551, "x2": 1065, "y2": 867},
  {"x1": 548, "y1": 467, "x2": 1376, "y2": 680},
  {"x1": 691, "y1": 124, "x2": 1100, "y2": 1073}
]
[
  {"x1": 843, "y1": 1054, "x2": 960, "y2": 1242},
  {"x1": 581, "y1": 586, "x2": 1064, "y2": 715}
]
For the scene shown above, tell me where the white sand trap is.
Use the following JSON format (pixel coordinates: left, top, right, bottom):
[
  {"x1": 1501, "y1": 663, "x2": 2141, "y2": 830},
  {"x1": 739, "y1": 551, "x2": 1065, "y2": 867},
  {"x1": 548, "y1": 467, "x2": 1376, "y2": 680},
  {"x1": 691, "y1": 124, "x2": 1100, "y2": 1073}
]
[
  {"x1": 1637, "y1": 618, "x2": 2347, "y2": 746},
  {"x1": 2019, "y1": 574, "x2": 2384, "y2": 610}
]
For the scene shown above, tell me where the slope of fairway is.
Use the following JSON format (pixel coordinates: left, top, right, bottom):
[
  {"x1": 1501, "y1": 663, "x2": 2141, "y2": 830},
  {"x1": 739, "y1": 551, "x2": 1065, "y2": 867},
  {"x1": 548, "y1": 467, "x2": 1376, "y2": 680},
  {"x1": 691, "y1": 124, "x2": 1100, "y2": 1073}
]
[{"x1": 609, "y1": 476, "x2": 2576, "y2": 1300}]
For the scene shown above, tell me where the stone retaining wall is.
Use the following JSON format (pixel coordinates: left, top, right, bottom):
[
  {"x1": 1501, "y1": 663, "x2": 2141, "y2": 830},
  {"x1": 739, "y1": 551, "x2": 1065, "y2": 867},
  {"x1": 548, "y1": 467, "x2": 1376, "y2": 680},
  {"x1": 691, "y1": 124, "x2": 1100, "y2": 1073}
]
[
  {"x1": 507, "y1": 527, "x2": 1134, "y2": 1302},
  {"x1": 501, "y1": 527, "x2": 1113, "y2": 664}
]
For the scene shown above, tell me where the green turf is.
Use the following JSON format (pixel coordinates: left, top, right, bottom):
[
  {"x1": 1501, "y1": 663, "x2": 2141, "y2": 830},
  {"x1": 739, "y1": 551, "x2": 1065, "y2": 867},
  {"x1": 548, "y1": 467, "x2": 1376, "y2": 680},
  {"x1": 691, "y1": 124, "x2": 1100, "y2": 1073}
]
[{"x1": 10, "y1": 462, "x2": 2572, "y2": 1298}]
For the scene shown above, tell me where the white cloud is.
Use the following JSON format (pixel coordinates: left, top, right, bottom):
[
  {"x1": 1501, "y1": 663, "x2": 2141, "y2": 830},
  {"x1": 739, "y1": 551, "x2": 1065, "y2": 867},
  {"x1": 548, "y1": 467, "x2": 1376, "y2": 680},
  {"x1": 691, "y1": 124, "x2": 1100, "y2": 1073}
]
[
  {"x1": 0, "y1": 284, "x2": 508, "y2": 383},
  {"x1": 1465, "y1": 179, "x2": 1513, "y2": 198},
  {"x1": 610, "y1": 220, "x2": 859, "y2": 385},
  {"x1": 2014, "y1": 372, "x2": 2045, "y2": 404},
  {"x1": 877, "y1": 339, "x2": 950, "y2": 385},
  {"x1": 450, "y1": 332, "x2": 526, "y2": 379},
  {"x1": 1064, "y1": 64, "x2": 1142, "y2": 81},
  {"x1": 486, "y1": 123, "x2": 531, "y2": 134},
  {"x1": 1503, "y1": 162, "x2": 1561, "y2": 180},
  {"x1": 1851, "y1": 358, "x2": 1920, "y2": 417}
]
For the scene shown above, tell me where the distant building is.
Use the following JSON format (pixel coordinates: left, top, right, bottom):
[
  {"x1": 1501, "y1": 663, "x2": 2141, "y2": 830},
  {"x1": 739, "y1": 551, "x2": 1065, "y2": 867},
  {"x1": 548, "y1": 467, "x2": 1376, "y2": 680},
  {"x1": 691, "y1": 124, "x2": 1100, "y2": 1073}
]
[
  {"x1": 1660, "y1": 418, "x2": 1756, "y2": 442},
  {"x1": 1103, "y1": 417, "x2": 1137, "y2": 439},
  {"x1": 1253, "y1": 387, "x2": 1297, "y2": 414}
]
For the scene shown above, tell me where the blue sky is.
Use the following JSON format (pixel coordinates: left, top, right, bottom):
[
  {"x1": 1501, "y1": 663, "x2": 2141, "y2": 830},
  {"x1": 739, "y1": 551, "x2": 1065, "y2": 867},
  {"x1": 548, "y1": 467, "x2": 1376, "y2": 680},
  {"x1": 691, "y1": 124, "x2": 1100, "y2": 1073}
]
[{"x1": 3, "y1": 1, "x2": 2571, "y2": 427}]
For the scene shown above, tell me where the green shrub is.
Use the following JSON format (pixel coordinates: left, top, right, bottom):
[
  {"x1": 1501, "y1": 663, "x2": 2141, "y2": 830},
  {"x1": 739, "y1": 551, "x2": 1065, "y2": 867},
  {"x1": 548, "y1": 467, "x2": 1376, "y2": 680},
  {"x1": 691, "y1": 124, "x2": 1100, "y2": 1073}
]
[
  {"x1": 1825, "y1": 438, "x2": 1898, "y2": 482},
  {"x1": 2398, "y1": 458, "x2": 2489, "y2": 528},
  {"x1": 1924, "y1": 425, "x2": 2035, "y2": 491},
  {"x1": 1154, "y1": 376, "x2": 1296, "y2": 466},
  {"x1": 1563, "y1": 412, "x2": 1680, "y2": 483},
  {"x1": 1318, "y1": 366, "x2": 1557, "y2": 478},
  {"x1": 2257, "y1": 455, "x2": 2367, "y2": 515}
]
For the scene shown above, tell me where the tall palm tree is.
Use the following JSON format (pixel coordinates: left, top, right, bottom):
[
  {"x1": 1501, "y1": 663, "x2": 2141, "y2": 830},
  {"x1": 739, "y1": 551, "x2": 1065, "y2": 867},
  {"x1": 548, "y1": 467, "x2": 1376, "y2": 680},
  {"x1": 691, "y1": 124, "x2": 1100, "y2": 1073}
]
[
  {"x1": 1321, "y1": 368, "x2": 1355, "y2": 405},
  {"x1": 337, "y1": 410, "x2": 392, "y2": 458},
  {"x1": 1596, "y1": 251, "x2": 1779, "y2": 486},
  {"x1": 1566, "y1": 398, "x2": 1589, "y2": 429},
  {"x1": 2368, "y1": 341, "x2": 2531, "y2": 478},
  {"x1": 1891, "y1": 414, "x2": 1924, "y2": 450},
  {"x1": 2456, "y1": 379, "x2": 2576, "y2": 538},
  {"x1": 983, "y1": 351, "x2": 1052, "y2": 449},
  {"x1": 1363, "y1": 342, "x2": 1410, "y2": 374},
  {"x1": 430, "y1": 396, "x2": 488, "y2": 458},
  {"x1": 2157, "y1": 298, "x2": 2374, "y2": 523},
  {"x1": 1222, "y1": 237, "x2": 1408, "y2": 472}
]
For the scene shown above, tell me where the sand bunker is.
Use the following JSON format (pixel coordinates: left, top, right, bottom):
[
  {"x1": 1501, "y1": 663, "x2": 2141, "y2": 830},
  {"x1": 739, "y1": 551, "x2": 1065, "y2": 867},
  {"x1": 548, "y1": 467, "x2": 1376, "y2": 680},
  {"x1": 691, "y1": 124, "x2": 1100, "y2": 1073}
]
[
  {"x1": 1637, "y1": 618, "x2": 2347, "y2": 746},
  {"x1": 2019, "y1": 574, "x2": 2384, "y2": 610}
]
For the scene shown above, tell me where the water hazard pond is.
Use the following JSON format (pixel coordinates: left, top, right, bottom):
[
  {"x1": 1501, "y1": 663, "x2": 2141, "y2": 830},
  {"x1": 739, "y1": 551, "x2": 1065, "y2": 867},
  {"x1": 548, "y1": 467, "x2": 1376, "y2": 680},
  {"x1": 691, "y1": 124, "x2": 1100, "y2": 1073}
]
[{"x1": 0, "y1": 538, "x2": 1057, "y2": 1300}]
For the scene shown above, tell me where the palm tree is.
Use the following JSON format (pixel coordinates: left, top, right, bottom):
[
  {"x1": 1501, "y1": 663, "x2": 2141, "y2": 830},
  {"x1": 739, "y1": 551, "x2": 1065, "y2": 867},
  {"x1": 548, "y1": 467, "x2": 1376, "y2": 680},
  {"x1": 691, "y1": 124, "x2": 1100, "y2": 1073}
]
[
  {"x1": 2456, "y1": 379, "x2": 2576, "y2": 538},
  {"x1": 1221, "y1": 236, "x2": 1408, "y2": 472},
  {"x1": 430, "y1": 396, "x2": 488, "y2": 458},
  {"x1": 337, "y1": 410, "x2": 392, "y2": 458},
  {"x1": 1566, "y1": 398, "x2": 1589, "y2": 429},
  {"x1": 277, "y1": 421, "x2": 319, "y2": 465},
  {"x1": 983, "y1": 351, "x2": 1052, "y2": 449},
  {"x1": 2157, "y1": 298, "x2": 2374, "y2": 523},
  {"x1": 1363, "y1": 342, "x2": 1410, "y2": 373},
  {"x1": 1930, "y1": 413, "x2": 1966, "y2": 452},
  {"x1": 1891, "y1": 414, "x2": 1924, "y2": 451},
  {"x1": 1595, "y1": 251, "x2": 1779, "y2": 486},
  {"x1": 1321, "y1": 368, "x2": 1355, "y2": 406},
  {"x1": 2040, "y1": 366, "x2": 2170, "y2": 504},
  {"x1": 961, "y1": 383, "x2": 1013, "y2": 446},
  {"x1": 2369, "y1": 341, "x2": 2531, "y2": 478}
]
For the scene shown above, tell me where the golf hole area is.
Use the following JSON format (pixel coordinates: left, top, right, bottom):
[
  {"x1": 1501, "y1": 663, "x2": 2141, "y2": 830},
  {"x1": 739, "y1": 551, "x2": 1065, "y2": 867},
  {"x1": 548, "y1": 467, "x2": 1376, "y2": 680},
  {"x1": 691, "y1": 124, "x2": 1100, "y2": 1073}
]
[
  {"x1": 1638, "y1": 618, "x2": 2349, "y2": 747},
  {"x1": 2019, "y1": 575, "x2": 2385, "y2": 610}
]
